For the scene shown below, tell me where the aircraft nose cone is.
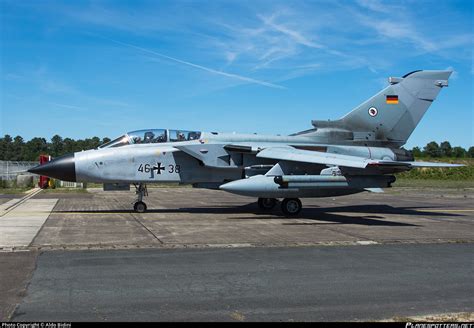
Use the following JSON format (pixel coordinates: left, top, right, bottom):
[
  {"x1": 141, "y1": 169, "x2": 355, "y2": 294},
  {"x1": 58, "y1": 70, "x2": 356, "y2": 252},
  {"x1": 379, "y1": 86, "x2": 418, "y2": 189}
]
[{"x1": 28, "y1": 153, "x2": 76, "y2": 182}]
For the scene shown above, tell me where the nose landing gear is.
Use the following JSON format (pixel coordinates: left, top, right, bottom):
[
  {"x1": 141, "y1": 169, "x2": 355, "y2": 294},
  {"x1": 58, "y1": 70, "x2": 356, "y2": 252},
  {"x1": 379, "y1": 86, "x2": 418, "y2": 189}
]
[
  {"x1": 134, "y1": 201, "x2": 147, "y2": 213},
  {"x1": 133, "y1": 183, "x2": 148, "y2": 213}
]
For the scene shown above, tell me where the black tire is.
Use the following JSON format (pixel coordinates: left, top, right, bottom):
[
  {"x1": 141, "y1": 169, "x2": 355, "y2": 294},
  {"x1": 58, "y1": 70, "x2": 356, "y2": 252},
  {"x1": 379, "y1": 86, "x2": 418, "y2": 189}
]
[
  {"x1": 281, "y1": 198, "x2": 302, "y2": 216},
  {"x1": 258, "y1": 198, "x2": 277, "y2": 210},
  {"x1": 134, "y1": 201, "x2": 147, "y2": 213}
]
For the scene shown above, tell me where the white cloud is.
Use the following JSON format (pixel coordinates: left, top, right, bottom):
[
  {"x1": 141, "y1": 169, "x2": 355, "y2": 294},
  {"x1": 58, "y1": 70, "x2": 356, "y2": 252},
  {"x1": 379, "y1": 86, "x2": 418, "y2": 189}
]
[
  {"x1": 350, "y1": 4, "x2": 472, "y2": 55},
  {"x1": 16, "y1": 1, "x2": 472, "y2": 87},
  {"x1": 49, "y1": 102, "x2": 88, "y2": 111},
  {"x1": 40, "y1": 79, "x2": 77, "y2": 94},
  {"x1": 106, "y1": 38, "x2": 287, "y2": 89},
  {"x1": 355, "y1": 0, "x2": 401, "y2": 13},
  {"x1": 257, "y1": 13, "x2": 324, "y2": 49}
]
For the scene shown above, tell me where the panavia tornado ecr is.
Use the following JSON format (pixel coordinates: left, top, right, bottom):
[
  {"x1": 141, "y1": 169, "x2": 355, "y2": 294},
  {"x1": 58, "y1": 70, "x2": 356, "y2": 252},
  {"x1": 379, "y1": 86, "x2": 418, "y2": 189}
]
[{"x1": 29, "y1": 70, "x2": 462, "y2": 215}]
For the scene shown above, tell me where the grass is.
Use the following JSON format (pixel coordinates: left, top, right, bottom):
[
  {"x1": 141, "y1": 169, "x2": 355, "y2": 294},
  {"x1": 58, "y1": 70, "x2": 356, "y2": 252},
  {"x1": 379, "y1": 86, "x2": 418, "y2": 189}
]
[
  {"x1": 394, "y1": 178, "x2": 474, "y2": 188},
  {"x1": 396, "y1": 158, "x2": 474, "y2": 181},
  {"x1": 0, "y1": 187, "x2": 31, "y2": 194}
]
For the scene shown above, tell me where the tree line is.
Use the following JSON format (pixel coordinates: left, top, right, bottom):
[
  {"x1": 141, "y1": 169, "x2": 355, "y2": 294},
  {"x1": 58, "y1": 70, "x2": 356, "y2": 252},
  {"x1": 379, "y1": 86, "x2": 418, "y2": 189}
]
[
  {"x1": 0, "y1": 135, "x2": 111, "y2": 161},
  {"x1": 412, "y1": 141, "x2": 474, "y2": 158},
  {"x1": 0, "y1": 134, "x2": 473, "y2": 162}
]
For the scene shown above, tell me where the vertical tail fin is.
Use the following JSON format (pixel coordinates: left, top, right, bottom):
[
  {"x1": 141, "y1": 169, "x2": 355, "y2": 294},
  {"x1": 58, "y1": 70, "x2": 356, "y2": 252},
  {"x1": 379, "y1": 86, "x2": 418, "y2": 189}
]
[{"x1": 339, "y1": 70, "x2": 452, "y2": 145}]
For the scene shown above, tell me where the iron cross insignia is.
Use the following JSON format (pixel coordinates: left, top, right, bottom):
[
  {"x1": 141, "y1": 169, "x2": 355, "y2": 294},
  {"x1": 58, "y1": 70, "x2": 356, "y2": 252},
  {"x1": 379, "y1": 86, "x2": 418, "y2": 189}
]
[{"x1": 152, "y1": 162, "x2": 165, "y2": 175}]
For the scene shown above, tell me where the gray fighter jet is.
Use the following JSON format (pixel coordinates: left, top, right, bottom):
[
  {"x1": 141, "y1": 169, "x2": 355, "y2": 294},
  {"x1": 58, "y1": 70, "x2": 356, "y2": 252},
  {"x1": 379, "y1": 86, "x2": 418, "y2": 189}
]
[{"x1": 29, "y1": 70, "x2": 462, "y2": 215}]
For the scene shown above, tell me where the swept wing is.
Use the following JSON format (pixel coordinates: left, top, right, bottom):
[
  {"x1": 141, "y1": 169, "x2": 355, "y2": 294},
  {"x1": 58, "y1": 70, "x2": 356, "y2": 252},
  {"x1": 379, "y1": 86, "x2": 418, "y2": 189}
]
[{"x1": 256, "y1": 146, "x2": 464, "y2": 169}]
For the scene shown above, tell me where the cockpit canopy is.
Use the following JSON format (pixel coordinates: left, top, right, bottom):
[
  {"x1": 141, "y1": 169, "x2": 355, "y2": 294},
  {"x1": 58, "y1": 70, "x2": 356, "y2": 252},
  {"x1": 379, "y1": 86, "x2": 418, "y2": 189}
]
[
  {"x1": 128, "y1": 129, "x2": 167, "y2": 144},
  {"x1": 99, "y1": 129, "x2": 202, "y2": 148}
]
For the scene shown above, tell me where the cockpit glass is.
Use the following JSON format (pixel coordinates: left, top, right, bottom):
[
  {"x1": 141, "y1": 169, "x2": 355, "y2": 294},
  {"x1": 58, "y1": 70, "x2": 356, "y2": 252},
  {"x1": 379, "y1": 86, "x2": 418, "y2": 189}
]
[
  {"x1": 169, "y1": 130, "x2": 201, "y2": 142},
  {"x1": 99, "y1": 129, "x2": 201, "y2": 148},
  {"x1": 127, "y1": 129, "x2": 167, "y2": 144},
  {"x1": 98, "y1": 135, "x2": 130, "y2": 148}
]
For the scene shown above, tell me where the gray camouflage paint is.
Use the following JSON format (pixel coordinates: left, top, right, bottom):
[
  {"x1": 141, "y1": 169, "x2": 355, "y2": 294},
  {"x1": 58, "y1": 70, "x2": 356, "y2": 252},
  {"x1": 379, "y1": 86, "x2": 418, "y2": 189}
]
[{"x1": 42, "y1": 70, "x2": 455, "y2": 198}]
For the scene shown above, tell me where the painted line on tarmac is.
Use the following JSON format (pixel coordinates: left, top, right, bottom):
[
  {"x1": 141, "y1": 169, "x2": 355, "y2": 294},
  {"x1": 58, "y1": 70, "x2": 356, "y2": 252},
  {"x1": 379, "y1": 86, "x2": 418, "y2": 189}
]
[
  {"x1": 0, "y1": 188, "x2": 43, "y2": 217},
  {"x1": 0, "y1": 198, "x2": 58, "y2": 248}
]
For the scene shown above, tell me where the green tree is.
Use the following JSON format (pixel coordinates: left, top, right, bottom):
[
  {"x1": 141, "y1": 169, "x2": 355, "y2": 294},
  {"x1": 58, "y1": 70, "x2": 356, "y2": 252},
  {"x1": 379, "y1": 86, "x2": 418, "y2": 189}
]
[
  {"x1": 411, "y1": 146, "x2": 423, "y2": 158},
  {"x1": 50, "y1": 135, "x2": 64, "y2": 157},
  {"x1": 12, "y1": 136, "x2": 25, "y2": 160},
  {"x1": 75, "y1": 139, "x2": 86, "y2": 151},
  {"x1": 101, "y1": 137, "x2": 111, "y2": 146},
  {"x1": 423, "y1": 141, "x2": 441, "y2": 157},
  {"x1": 440, "y1": 141, "x2": 452, "y2": 157},
  {"x1": 1, "y1": 135, "x2": 112, "y2": 160},
  {"x1": 25, "y1": 137, "x2": 48, "y2": 161},
  {"x1": 468, "y1": 146, "x2": 474, "y2": 158},
  {"x1": 0, "y1": 135, "x2": 13, "y2": 160},
  {"x1": 63, "y1": 138, "x2": 76, "y2": 154},
  {"x1": 452, "y1": 146, "x2": 466, "y2": 158},
  {"x1": 90, "y1": 136, "x2": 101, "y2": 149}
]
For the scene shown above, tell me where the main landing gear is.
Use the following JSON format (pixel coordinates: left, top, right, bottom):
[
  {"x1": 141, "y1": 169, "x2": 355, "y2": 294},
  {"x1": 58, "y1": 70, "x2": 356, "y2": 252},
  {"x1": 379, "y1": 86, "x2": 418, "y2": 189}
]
[
  {"x1": 257, "y1": 197, "x2": 277, "y2": 210},
  {"x1": 281, "y1": 198, "x2": 302, "y2": 216},
  {"x1": 257, "y1": 197, "x2": 303, "y2": 216},
  {"x1": 133, "y1": 183, "x2": 148, "y2": 213}
]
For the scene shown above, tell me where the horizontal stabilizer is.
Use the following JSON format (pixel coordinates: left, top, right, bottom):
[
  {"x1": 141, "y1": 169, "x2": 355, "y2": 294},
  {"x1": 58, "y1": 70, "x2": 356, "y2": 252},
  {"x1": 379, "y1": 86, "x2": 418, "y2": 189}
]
[
  {"x1": 372, "y1": 161, "x2": 465, "y2": 168},
  {"x1": 400, "y1": 161, "x2": 465, "y2": 168}
]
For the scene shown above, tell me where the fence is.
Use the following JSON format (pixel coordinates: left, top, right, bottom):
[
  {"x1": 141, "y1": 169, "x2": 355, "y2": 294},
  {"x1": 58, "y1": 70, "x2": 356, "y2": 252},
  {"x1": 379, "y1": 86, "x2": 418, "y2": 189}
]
[
  {"x1": 0, "y1": 160, "x2": 37, "y2": 180},
  {"x1": 59, "y1": 181, "x2": 84, "y2": 188},
  {"x1": 0, "y1": 160, "x2": 84, "y2": 188}
]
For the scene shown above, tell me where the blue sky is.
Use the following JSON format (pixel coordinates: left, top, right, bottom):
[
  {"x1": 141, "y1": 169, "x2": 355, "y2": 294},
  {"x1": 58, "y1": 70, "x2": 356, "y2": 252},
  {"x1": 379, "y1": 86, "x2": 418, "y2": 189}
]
[{"x1": 1, "y1": 0, "x2": 473, "y2": 148}]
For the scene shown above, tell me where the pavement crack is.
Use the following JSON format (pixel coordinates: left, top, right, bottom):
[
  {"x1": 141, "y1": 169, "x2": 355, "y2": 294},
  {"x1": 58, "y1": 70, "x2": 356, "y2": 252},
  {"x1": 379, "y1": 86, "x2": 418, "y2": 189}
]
[
  {"x1": 8, "y1": 250, "x2": 40, "y2": 321},
  {"x1": 129, "y1": 213, "x2": 164, "y2": 244}
]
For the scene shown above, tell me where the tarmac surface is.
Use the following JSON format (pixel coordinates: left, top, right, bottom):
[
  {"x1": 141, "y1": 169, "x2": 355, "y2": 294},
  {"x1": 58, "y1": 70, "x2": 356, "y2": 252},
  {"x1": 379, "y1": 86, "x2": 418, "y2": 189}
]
[
  {"x1": 27, "y1": 187, "x2": 474, "y2": 249},
  {"x1": 0, "y1": 186, "x2": 473, "y2": 321},
  {"x1": 9, "y1": 244, "x2": 474, "y2": 321}
]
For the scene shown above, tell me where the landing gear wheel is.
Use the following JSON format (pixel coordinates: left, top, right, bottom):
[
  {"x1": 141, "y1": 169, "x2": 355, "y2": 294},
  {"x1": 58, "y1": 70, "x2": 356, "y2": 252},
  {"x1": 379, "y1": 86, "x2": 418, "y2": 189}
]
[
  {"x1": 134, "y1": 201, "x2": 147, "y2": 213},
  {"x1": 281, "y1": 198, "x2": 302, "y2": 216},
  {"x1": 258, "y1": 198, "x2": 277, "y2": 210},
  {"x1": 133, "y1": 183, "x2": 148, "y2": 213}
]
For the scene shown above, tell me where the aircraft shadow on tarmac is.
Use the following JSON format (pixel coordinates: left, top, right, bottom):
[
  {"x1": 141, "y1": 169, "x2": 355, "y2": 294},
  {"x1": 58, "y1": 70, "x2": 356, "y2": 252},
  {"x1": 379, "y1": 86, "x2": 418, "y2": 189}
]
[{"x1": 54, "y1": 203, "x2": 463, "y2": 227}]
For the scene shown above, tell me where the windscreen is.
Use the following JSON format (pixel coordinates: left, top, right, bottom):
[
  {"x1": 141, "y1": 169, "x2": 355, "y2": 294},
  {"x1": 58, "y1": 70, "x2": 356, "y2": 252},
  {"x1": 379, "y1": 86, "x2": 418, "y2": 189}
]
[{"x1": 98, "y1": 135, "x2": 130, "y2": 148}]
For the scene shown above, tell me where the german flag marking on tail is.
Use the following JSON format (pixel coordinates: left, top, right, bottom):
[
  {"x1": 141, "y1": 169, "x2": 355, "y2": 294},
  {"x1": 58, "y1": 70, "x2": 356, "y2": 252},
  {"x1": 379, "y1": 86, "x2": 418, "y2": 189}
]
[{"x1": 386, "y1": 95, "x2": 399, "y2": 104}]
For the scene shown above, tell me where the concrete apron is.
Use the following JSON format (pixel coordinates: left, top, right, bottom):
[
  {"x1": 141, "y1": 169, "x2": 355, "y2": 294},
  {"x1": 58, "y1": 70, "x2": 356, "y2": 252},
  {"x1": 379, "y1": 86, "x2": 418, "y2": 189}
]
[
  {"x1": 0, "y1": 199, "x2": 57, "y2": 248},
  {"x1": 0, "y1": 188, "x2": 43, "y2": 217}
]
